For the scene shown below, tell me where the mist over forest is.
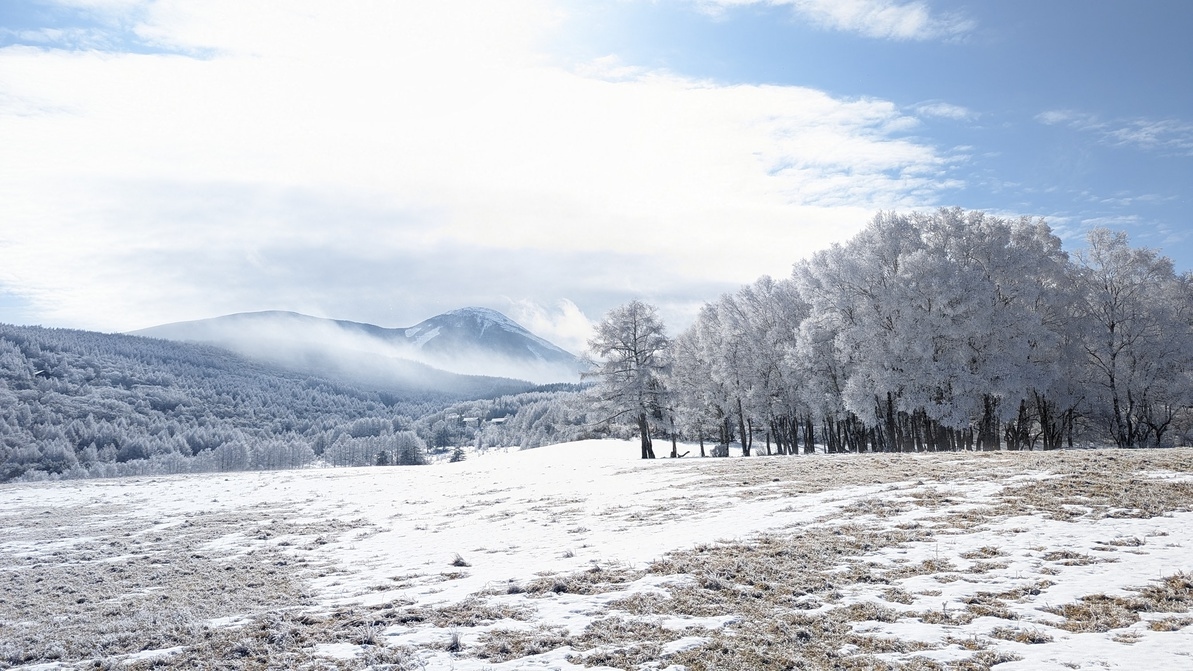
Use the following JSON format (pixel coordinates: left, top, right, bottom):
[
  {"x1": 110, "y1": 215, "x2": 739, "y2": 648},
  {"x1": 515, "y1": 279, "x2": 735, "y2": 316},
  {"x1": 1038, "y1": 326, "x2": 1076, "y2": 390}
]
[{"x1": 0, "y1": 324, "x2": 591, "y2": 482}]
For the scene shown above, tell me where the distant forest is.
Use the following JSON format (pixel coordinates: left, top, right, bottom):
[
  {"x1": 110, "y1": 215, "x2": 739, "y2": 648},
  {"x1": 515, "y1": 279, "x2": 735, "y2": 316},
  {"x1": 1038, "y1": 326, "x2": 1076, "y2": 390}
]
[
  {"x1": 0, "y1": 325, "x2": 591, "y2": 482},
  {"x1": 605, "y1": 209, "x2": 1193, "y2": 456}
]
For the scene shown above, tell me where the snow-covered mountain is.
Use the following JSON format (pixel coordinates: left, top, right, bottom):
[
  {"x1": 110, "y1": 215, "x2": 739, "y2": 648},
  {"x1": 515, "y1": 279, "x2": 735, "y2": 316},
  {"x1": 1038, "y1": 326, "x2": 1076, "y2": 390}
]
[
  {"x1": 403, "y1": 307, "x2": 579, "y2": 370},
  {"x1": 132, "y1": 308, "x2": 583, "y2": 386}
]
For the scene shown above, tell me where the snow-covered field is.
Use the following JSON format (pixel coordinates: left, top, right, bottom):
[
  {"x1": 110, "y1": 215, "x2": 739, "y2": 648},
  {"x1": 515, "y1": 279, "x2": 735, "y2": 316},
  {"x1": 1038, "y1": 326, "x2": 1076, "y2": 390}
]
[{"x1": 2, "y1": 441, "x2": 1192, "y2": 670}]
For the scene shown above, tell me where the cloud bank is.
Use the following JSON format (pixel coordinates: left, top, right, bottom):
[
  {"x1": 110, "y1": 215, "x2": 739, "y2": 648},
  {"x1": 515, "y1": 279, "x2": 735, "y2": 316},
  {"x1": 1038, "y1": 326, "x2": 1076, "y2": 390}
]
[{"x1": 0, "y1": 0, "x2": 962, "y2": 336}]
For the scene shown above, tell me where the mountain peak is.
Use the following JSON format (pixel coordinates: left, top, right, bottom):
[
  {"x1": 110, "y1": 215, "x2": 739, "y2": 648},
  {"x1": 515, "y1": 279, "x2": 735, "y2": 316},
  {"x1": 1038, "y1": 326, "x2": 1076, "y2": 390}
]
[
  {"x1": 441, "y1": 307, "x2": 526, "y2": 331},
  {"x1": 404, "y1": 308, "x2": 575, "y2": 363}
]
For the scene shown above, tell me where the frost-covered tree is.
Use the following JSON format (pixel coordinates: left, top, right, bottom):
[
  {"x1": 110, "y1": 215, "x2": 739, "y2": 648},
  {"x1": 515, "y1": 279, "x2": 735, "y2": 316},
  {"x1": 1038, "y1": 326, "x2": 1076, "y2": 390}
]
[
  {"x1": 585, "y1": 301, "x2": 670, "y2": 459},
  {"x1": 901, "y1": 209, "x2": 1072, "y2": 450},
  {"x1": 394, "y1": 430, "x2": 428, "y2": 465},
  {"x1": 733, "y1": 276, "x2": 808, "y2": 455},
  {"x1": 1074, "y1": 229, "x2": 1193, "y2": 447},
  {"x1": 786, "y1": 209, "x2": 1078, "y2": 452},
  {"x1": 681, "y1": 277, "x2": 809, "y2": 456},
  {"x1": 667, "y1": 325, "x2": 725, "y2": 456}
]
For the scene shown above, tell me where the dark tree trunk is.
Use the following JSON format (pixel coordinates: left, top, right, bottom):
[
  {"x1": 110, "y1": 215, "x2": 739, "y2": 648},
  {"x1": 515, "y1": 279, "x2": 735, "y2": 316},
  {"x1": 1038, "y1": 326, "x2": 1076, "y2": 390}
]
[
  {"x1": 737, "y1": 398, "x2": 751, "y2": 457},
  {"x1": 978, "y1": 395, "x2": 1000, "y2": 451},
  {"x1": 638, "y1": 412, "x2": 655, "y2": 459}
]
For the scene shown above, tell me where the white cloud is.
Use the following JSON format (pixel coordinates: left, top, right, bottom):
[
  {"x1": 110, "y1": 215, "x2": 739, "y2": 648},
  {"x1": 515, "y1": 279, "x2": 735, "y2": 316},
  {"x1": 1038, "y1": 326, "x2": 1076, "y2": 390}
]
[
  {"x1": 1105, "y1": 119, "x2": 1193, "y2": 155},
  {"x1": 706, "y1": 0, "x2": 974, "y2": 41},
  {"x1": 506, "y1": 298, "x2": 594, "y2": 355},
  {"x1": 1038, "y1": 109, "x2": 1193, "y2": 156},
  {"x1": 0, "y1": 0, "x2": 961, "y2": 332},
  {"x1": 1036, "y1": 109, "x2": 1085, "y2": 126},
  {"x1": 915, "y1": 101, "x2": 976, "y2": 121},
  {"x1": 1080, "y1": 215, "x2": 1142, "y2": 228}
]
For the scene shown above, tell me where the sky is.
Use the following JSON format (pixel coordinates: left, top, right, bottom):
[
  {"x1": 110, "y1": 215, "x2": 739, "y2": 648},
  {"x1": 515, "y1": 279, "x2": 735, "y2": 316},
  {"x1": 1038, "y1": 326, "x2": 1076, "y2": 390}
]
[{"x1": 1, "y1": 0, "x2": 1190, "y2": 354}]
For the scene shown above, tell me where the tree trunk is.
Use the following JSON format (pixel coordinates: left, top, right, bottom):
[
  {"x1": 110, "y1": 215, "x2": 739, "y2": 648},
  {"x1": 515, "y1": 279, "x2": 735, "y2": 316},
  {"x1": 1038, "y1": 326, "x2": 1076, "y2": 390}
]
[
  {"x1": 978, "y1": 395, "x2": 1000, "y2": 451},
  {"x1": 638, "y1": 412, "x2": 655, "y2": 459},
  {"x1": 737, "y1": 398, "x2": 751, "y2": 457}
]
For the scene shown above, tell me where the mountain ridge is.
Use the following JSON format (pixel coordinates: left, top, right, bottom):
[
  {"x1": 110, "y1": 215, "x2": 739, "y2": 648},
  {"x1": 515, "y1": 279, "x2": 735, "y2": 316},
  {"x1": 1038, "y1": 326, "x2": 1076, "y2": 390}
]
[{"x1": 131, "y1": 307, "x2": 583, "y2": 387}]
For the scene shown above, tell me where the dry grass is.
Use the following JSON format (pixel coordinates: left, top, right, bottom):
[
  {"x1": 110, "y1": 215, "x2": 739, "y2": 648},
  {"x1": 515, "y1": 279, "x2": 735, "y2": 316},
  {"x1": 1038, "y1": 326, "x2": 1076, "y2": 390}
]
[
  {"x1": 1040, "y1": 549, "x2": 1107, "y2": 566},
  {"x1": 522, "y1": 562, "x2": 642, "y2": 596},
  {"x1": 959, "y1": 546, "x2": 1006, "y2": 560},
  {"x1": 0, "y1": 504, "x2": 346, "y2": 667},
  {"x1": 1148, "y1": 617, "x2": 1193, "y2": 632},
  {"x1": 882, "y1": 586, "x2": 916, "y2": 604},
  {"x1": 384, "y1": 597, "x2": 531, "y2": 628},
  {"x1": 502, "y1": 448, "x2": 1193, "y2": 669},
  {"x1": 1134, "y1": 572, "x2": 1193, "y2": 611},
  {"x1": 1042, "y1": 572, "x2": 1193, "y2": 634},
  {"x1": 473, "y1": 626, "x2": 571, "y2": 662},
  {"x1": 989, "y1": 625, "x2": 1053, "y2": 644},
  {"x1": 1044, "y1": 594, "x2": 1143, "y2": 632}
]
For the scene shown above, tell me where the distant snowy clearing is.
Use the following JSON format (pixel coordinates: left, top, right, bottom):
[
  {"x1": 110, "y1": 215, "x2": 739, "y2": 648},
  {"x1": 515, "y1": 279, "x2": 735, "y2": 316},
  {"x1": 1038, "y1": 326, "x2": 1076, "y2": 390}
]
[{"x1": 2, "y1": 441, "x2": 1192, "y2": 670}]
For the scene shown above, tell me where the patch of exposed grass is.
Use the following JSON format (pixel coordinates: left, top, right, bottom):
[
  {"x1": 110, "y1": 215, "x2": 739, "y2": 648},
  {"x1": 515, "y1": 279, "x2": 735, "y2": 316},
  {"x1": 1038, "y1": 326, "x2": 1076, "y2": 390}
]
[
  {"x1": 1042, "y1": 572, "x2": 1193, "y2": 634},
  {"x1": 989, "y1": 625, "x2": 1053, "y2": 644},
  {"x1": 389, "y1": 597, "x2": 530, "y2": 628},
  {"x1": 882, "y1": 587, "x2": 916, "y2": 604},
  {"x1": 959, "y1": 546, "x2": 1006, "y2": 560},
  {"x1": 523, "y1": 562, "x2": 641, "y2": 596},
  {"x1": 1044, "y1": 595, "x2": 1142, "y2": 633},
  {"x1": 567, "y1": 617, "x2": 680, "y2": 667},
  {"x1": 915, "y1": 607, "x2": 975, "y2": 626},
  {"x1": 841, "y1": 497, "x2": 914, "y2": 517},
  {"x1": 1133, "y1": 572, "x2": 1193, "y2": 612},
  {"x1": 996, "y1": 470, "x2": 1193, "y2": 521},
  {"x1": 961, "y1": 592, "x2": 1018, "y2": 620},
  {"x1": 1040, "y1": 549, "x2": 1105, "y2": 566},
  {"x1": 1148, "y1": 616, "x2": 1193, "y2": 632},
  {"x1": 473, "y1": 626, "x2": 570, "y2": 662}
]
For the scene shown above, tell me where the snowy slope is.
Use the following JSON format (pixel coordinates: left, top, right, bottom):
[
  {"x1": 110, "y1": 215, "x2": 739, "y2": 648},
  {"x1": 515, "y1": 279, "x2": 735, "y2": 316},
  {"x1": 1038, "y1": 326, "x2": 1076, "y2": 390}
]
[{"x1": 3, "y1": 443, "x2": 1192, "y2": 669}]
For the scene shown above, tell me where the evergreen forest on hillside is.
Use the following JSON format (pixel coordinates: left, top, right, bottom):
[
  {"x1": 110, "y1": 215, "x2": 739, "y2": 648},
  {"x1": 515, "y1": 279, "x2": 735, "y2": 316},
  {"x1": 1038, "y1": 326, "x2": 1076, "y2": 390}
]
[{"x1": 0, "y1": 325, "x2": 590, "y2": 481}]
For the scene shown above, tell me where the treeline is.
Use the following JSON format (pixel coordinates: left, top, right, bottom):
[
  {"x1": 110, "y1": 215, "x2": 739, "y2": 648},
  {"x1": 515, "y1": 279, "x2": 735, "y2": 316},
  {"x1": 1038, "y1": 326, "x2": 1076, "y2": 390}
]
[
  {"x1": 410, "y1": 384, "x2": 596, "y2": 453},
  {"x1": 0, "y1": 325, "x2": 513, "y2": 480},
  {"x1": 605, "y1": 209, "x2": 1193, "y2": 455}
]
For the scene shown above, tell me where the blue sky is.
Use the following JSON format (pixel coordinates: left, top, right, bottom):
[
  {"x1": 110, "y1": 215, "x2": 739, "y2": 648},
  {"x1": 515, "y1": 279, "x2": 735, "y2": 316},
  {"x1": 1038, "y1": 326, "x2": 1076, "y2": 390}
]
[
  {"x1": 0, "y1": 1, "x2": 1190, "y2": 351},
  {"x1": 555, "y1": 0, "x2": 1192, "y2": 244}
]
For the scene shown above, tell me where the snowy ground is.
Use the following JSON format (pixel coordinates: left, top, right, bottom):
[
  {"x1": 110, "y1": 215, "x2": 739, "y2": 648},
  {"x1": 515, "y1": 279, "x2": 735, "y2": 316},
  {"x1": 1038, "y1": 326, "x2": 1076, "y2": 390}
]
[{"x1": 2, "y1": 441, "x2": 1192, "y2": 670}]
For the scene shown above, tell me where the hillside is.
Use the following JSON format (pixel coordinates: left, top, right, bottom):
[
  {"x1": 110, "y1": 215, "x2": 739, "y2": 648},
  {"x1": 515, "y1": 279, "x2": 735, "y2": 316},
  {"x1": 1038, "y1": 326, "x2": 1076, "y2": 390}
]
[{"x1": 0, "y1": 323, "x2": 495, "y2": 481}]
